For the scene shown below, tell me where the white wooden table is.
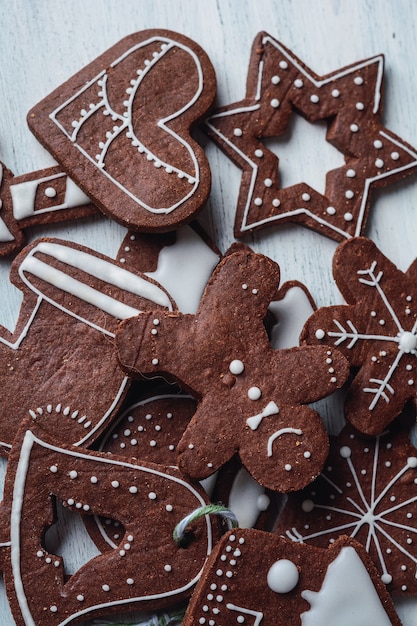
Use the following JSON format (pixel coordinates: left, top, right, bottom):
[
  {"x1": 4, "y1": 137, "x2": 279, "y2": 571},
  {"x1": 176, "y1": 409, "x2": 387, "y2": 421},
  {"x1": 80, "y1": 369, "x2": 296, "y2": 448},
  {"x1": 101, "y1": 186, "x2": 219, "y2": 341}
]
[{"x1": 1, "y1": 0, "x2": 417, "y2": 623}]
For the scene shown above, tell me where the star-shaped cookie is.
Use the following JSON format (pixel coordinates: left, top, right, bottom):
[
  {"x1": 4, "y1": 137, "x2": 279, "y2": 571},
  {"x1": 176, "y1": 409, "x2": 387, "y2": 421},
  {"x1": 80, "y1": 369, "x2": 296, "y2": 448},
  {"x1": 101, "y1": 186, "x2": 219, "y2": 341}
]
[
  {"x1": 206, "y1": 32, "x2": 417, "y2": 241},
  {"x1": 301, "y1": 236, "x2": 417, "y2": 435},
  {"x1": 116, "y1": 248, "x2": 350, "y2": 492}
]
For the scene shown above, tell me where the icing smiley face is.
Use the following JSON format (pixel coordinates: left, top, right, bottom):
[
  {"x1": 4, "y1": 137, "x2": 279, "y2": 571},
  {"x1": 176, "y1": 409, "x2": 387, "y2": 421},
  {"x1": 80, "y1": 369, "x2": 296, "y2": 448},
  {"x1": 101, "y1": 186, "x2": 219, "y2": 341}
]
[
  {"x1": 27, "y1": 30, "x2": 216, "y2": 233},
  {"x1": 117, "y1": 248, "x2": 350, "y2": 492},
  {"x1": 302, "y1": 236, "x2": 417, "y2": 435},
  {"x1": 205, "y1": 32, "x2": 417, "y2": 241}
]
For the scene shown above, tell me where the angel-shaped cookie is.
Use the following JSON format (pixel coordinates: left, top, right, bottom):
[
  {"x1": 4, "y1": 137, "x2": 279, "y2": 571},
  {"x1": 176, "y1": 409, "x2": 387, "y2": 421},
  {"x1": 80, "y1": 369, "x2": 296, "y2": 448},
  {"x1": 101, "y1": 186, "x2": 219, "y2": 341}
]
[
  {"x1": 117, "y1": 248, "x2": 349, "y2": 492},
  {"x1": 301, "y1": 236, "x2": 417, "y2": 435}
]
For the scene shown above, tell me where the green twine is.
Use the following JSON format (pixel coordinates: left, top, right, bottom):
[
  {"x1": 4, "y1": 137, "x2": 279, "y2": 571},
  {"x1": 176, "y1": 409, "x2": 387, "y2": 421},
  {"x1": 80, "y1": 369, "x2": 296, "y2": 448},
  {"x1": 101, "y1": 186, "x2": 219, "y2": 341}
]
[{"x1": 173, "y1": 503, "x2": 239, "y2": 545}]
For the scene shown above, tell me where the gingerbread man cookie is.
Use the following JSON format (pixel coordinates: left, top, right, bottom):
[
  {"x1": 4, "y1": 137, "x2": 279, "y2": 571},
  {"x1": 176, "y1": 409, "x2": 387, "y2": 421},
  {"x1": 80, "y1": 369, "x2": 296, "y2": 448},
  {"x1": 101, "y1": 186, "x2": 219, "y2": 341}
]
[
  {"x1": 206, "y1": 32, "x2": 417, "y2": 241},
  {"x1": 117, "y1": 248, "x2": 350, "y2": 492},
  {"x1": 27, "y1": 30, "x2": 216, "y2": 232},
  {"x1": 301, "y1": 236, "x2": 417, "y2": 436}
]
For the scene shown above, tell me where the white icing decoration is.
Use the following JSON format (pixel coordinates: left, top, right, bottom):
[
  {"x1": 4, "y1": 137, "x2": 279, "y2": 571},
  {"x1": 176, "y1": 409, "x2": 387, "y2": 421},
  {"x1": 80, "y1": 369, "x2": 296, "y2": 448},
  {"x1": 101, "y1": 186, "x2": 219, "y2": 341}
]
[
  {"x1": 267, "y1": 558, "x2": 299, "y2": 593},
  {"x1": 145, "y1": 226, "x2": 220, "y2": 314},
  {"x1": 10, "y1": 172, "x2": 90, "y2": 221},
  {"x1": 49, "y1": 36, "x2": 206, "y2": 215},
  {"x1": 327, "y1": 258, "x2": 417, "y2": 411},
  {"x1": 267, "y1": 427, "x2": 303, "y2": 458},
  {"x1": 229, "y1": 359, "x2": 245, "y2": 375},
  {"x1": 206, "y1": 38, "x2": 417, "y2": 239},
  {"x1": 10, "y1": 430, "x2": 214, "y2": 624},
  {"x1": 287, "y1": 433, "x2": 417, "y2": 585},
  {"x1": 226, "y1": 603, "x2": 263, "y2": 625},
  {"x1": 247, "y1": 387, "x2": 261, "y2": 400},
  {"x1": 246, "y1": 400, "x2": 279, "y2": 430},
  {"x1": 300, "y1": 547, "x2": 392, "y2": 625}
]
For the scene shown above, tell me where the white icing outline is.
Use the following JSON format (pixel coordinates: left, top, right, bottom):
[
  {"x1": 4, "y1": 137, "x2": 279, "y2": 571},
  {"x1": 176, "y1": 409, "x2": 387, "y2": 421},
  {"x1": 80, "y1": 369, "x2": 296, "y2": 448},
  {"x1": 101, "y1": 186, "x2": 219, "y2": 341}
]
[
  {"x1": 226, "y1": 603, "x2": 264, "y2": 625},
  {"x1": 10, "y1": 172, "x2": 90, "y2": 221},
  {"x1": 287, "y1": 433, "x2": 417, "y2": 585},
  {"x1": 327, "y1": 258, "x2": 417, "y2": 410},
  {"x1": 267, "y1": 427, "x2": 303, "y2": 458},
  {"x1": 11, "y1": 430, "x2": 214, "y2": 625},
  {"x1": 49, "y1": 36, "x2": 205, "y2": 215},
  {"x1": 206, "y1": 38, "x2": 417, "y2": 239}
]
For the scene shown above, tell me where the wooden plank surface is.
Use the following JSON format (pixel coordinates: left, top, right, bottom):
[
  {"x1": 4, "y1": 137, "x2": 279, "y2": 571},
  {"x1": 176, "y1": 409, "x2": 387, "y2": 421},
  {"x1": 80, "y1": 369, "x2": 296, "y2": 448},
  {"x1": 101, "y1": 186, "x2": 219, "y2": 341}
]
[{"x1": 0, "y1": 0, "x2": 417, "y2": 623}]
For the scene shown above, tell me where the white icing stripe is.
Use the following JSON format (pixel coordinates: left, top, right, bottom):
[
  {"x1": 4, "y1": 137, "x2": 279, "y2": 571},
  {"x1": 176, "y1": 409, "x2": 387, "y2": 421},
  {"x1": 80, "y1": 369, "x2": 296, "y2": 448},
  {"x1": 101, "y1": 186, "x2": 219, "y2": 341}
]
[
  {"x1": 226, "y1": 603, "x2": 264, "y2": 626},
  {"x1": 22, "y1": 256, "x2": 141, "y2": 322},
  {"x1": 10, "y1": 173, "x2": 90, "y2": 221},
  {"x1": 49, "y1": 36, "x2": 205, "y2": 215},
  {"x1": 10, "y1": 430, "x2": 214, "y2": 624},
  {"x1": 33, "y1": 241, "x2": 173, "y2": 310}
]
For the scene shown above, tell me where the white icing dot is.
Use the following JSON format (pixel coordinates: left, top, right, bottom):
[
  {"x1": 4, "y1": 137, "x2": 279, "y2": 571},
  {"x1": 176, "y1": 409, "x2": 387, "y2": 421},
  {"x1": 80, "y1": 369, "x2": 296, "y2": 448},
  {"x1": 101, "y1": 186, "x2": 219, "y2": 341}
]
[
  {"x1": 284, "y1": 463, "x2": 292, "y2": 471},
  {"x1": 247, "y1": 386, "x2": 261, "y2": 400},
  {"x1": 344, "y1": 212, "x2": 353, "y2": 222},
  {"x1": 345, "y1": 190, "x2": 354, "y2": 199},
  {"x1": 407, "y1": 456, "x2": 417, "y2": 468},
  {"x1": 148, "y1": 491, "x2": 157, "y2": 500},
  {"x1": 302, "y1": 499, "x2": 314, "y2": 512},
  {"x1": 267, "y1": 559, "x2": 299, "y2": 593},
  {"x1": 340, "y1": 446, "x2": 351, "y2": 458},
  {"x1": 315, "y1": 329, "x2": 325, "y2": 340},
  {"x1": 152, "y1": 358, "x2": 159, "y2": 365},
  {"x1": 272, "y1": 198, "x2": 281, "y2": 207},
  {"x1": 270, "y1": 98, "x2": 280, "y2": 108},
  {"x1": 111, "y1": 480, "x2": 119, "y2": 488},
  {"x1": 356, "y1": 102, "x2": 365, "y2": 110},
  {"x1": 77, "y1": 595, "x2": 84, "y2": 602},
  {"x1": 50, "y1": 606, "x2": 58, "y2": 613},
  {"x1": 354, "y1": 76, "x2": 364, "y2": 85},
  {"x1": 271, "y1": 75, "x2": 280, "y2": 84},
  {"x1": 166, "y1": 504, "x2": 173, "y2": 512},
  {"x1": 254, "y1": 149, "x2": 263, "y2": 158},
  {"x1": 126, "y1": 578, "x2": 134, "y2": 585},
  {"x1": 391, "y1": 151, "x2": 400, "y2": 160},
  {"x1": 44, "y1": 186, "x2": 57, "y2": 198},
  {"x1": 49, "y1": 465, "x2": 58, "y2": 473},
  {"x1": 375, "y1": 158, "x2": 384, "y2": 168},
  {"x1": 346, "y1": 169, "x2": 356, "y2": 178},
  {"x1": 381, "y1": 573, "x2": 393, "y2": 584},
  {"x1": 254, "y1": 197, "x2": 263, "y2": 206},
  {"x1": 294, "y1": 78, "x2": 303, "y2": 88},
  {"x1": 373, "y1": 139, "x2": 383, "y2": 149},
  {"x1": 279, "y1": 60, "x2": 288, "y2": 69},
  {"x1": 164, "y1": 564, "x2": 172, "y2": 572},
  {"x1": 69, "y1": 470, "x2": 78, "y2": 479},
  {"x1": 153, "y1": 319, "x2": 160, "y2": 326},
  {"x1": 302, "y1": 192, "x2": 311, "y2": 202},
  {"x1": 304, "y1": 451, "x2": 311, "y2": 459},
  {"x1": 129, "y1": 486, "x2": 138, "y2": 494},
  {"x1": 331, "y1": 89, "x2": 340, "y2": 97},
  {"x1": 264, "y1": 178, "x2": 273, "y2": 187},
  {"x1": 233, "y1": 128, "x2": 243, "y2": 137},
  {"x1": 326, "y1": 206, "x2": 336, "y2": 215},
  {"x1": 310, "y1": 94, "x2": 319, "y2": 103},
  {"x1": 350, "y1": 124, "x2": 359, "y2": 132},
  {"x1": 229, "y1": 359, "x2": 245, "y2": 375},
  {"x1": 102, "y1": 584, "x2": 110, "y2": 591}
]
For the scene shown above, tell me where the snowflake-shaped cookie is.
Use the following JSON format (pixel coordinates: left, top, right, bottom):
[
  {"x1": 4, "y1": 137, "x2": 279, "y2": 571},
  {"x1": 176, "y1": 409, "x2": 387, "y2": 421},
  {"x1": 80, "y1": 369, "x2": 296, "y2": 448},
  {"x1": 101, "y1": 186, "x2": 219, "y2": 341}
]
[
  {"x1": 275, "y1": 423, "x2": 417, "y2": 595},
  {"x1": 302, "y1": 236, "x2": 417, "y2": 435},
  {"x1": 117, "y1": 248, "x2": 350, "y2": 492},
  {"x1": 206, "y1": 32, "x2": 417, "y2": 241}
]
